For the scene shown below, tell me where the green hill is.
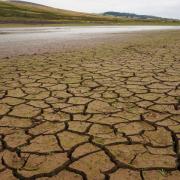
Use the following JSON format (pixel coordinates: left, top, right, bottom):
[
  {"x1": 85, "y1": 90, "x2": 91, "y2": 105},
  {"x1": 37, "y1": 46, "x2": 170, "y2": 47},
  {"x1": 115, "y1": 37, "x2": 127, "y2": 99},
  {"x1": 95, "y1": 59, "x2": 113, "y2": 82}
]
[
  {"x1": 0, "y1": 0, "x2": 180, "y2": 26},
  {"x1": 103, "y1": 12, "x2": 171, "y2": 20}
]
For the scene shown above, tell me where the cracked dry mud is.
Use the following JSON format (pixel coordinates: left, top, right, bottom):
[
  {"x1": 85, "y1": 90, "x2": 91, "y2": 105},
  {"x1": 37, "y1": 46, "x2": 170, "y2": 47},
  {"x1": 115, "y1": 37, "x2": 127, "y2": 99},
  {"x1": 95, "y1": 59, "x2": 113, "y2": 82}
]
[{"x1": 0, "y1": 31, "x2": 180, "y2": 180}]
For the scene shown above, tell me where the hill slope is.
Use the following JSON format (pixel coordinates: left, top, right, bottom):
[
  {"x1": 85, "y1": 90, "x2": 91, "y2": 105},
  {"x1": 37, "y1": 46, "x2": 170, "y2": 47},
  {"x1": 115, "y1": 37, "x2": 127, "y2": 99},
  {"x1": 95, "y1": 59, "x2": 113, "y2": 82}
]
[
  {"x1": 0, "y1": 0, "x2": 122, "y2": 24},
  {"x1": 0, "y1": 0, "x2": 179, "y2": 25}
]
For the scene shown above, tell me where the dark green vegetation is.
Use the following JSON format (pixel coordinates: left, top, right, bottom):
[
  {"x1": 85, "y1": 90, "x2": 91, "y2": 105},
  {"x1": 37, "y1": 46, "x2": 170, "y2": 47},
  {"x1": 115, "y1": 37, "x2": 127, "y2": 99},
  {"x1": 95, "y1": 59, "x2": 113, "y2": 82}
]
[
  {"x1": 0, "y1": 0, "x2": 180, "y2": 26},
  {"x1": 103, "y1": 11, "x2": 175, "y2": 20}
]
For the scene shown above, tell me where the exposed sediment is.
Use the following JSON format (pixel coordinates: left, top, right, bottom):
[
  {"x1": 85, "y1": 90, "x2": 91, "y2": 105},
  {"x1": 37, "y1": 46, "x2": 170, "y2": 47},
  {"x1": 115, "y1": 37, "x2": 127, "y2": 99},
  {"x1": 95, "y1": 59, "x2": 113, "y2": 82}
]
[{"x1": 0, "y1": 30, "x2": 180, "y2": 179}]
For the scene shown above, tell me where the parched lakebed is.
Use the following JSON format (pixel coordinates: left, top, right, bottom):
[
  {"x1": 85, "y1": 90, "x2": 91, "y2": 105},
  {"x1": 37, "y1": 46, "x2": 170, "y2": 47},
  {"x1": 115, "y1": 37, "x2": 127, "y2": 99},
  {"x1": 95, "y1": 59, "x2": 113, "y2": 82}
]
[{"x1": 0, "y1": 30, "x2": 180, "y2": 179}]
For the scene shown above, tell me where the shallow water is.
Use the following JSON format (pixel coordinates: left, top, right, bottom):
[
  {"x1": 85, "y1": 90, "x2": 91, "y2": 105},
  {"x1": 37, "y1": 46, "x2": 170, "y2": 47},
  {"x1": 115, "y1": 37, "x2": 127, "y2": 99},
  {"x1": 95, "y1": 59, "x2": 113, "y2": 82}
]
[
  {"x1": 1, "y1": 25, "x2": 180, "y2": 34},
  {"x1": 0, "y1": 26, "x2": 180, "y2": 58},
  {"x1": 0, "y1": 26, "x2": 180, "y2": 41}
]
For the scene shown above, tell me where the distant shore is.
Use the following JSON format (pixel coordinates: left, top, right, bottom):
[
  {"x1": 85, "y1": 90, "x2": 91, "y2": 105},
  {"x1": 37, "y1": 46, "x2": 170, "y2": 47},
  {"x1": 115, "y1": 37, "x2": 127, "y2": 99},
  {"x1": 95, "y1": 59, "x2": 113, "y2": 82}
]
[{"x1": 1, "y1": 22, "x2": 180, "y2": 28}]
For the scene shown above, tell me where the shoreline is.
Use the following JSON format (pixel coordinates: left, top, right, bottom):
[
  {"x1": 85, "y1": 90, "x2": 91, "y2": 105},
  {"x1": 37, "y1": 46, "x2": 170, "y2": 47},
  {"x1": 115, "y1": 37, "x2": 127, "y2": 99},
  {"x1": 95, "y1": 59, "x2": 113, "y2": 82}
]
[{"x1": 0, "y1": 27, "x2": 180, "y2": 59}]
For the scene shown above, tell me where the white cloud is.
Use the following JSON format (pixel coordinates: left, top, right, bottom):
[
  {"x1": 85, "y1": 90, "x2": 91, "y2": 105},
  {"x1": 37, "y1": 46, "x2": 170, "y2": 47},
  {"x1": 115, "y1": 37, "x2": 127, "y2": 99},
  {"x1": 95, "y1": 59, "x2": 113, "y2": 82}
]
[{"x1": 25, "y1": 0, "x2": 180, "y2": 19}]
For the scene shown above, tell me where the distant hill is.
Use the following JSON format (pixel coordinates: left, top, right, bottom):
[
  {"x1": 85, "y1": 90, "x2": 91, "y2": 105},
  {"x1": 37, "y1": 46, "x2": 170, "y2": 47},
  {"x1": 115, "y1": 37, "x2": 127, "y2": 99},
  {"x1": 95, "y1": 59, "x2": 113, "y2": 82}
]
[
  {"x1": 0, "y1": 0, "x2": 120, "y2": 24},
  {"x1": 103, "y1": 11, "x2": 175, "y2": 21},
  {"x1": 0, "y1": 0, "x2": 179, "y2": 26}
]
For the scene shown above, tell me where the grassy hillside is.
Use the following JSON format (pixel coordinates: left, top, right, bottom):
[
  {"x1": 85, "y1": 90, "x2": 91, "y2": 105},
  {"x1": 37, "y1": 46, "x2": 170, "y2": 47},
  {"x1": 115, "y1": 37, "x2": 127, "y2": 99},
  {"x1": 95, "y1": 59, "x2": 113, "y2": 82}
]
[
  {"x1": 0, "y1": 0, "x2": 180, "y2": 26},
  {"x1": 0, "y1": 0, "x2": 122, "y2": 24}
]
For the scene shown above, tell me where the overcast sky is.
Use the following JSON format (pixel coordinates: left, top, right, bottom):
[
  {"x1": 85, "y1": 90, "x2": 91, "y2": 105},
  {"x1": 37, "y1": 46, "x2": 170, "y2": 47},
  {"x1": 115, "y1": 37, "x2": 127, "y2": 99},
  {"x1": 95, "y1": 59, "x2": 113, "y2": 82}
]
[{"x1": 25, "y1": 0, "x2": 180, "y2": 19}]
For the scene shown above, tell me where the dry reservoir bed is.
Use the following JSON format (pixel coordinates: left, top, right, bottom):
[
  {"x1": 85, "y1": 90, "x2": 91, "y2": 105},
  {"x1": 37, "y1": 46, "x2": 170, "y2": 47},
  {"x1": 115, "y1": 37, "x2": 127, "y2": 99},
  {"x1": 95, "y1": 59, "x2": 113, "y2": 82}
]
[{"x1": 0, "y1": 30, "x2": 180, "y2": 180}]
